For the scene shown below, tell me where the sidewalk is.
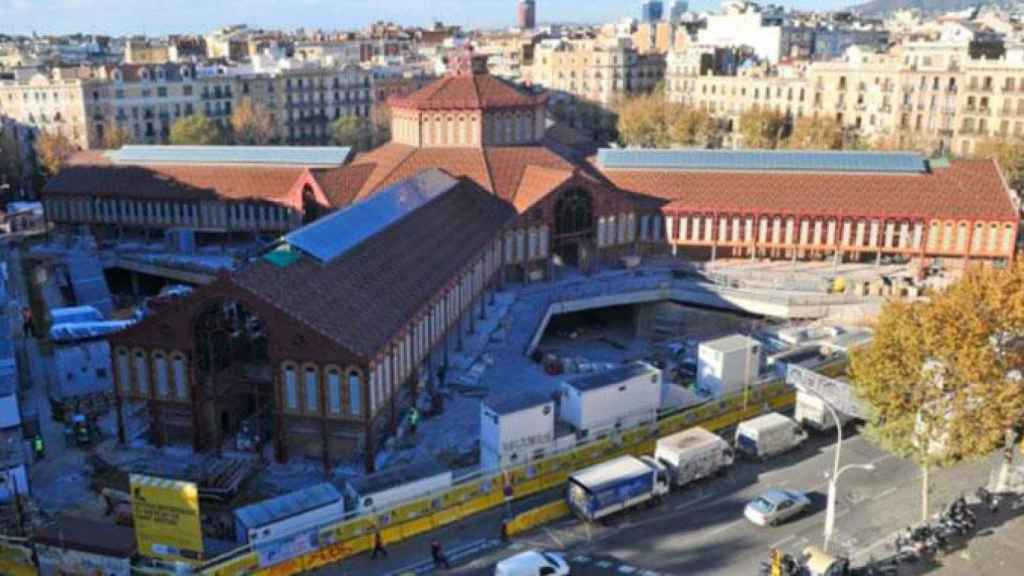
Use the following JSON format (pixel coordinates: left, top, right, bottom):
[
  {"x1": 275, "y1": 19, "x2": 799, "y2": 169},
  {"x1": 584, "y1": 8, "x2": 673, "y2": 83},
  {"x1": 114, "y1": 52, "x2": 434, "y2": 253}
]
[{"x1": 317, "y1": 489, "x2": 561, "y2": 575}]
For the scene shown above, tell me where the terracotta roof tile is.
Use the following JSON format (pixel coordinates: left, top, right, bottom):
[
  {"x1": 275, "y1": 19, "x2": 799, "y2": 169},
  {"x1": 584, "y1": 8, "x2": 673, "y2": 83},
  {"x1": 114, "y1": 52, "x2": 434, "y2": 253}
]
[
  {"x1": 389, "y1": 73, "x2": 546, "y2": 111},
  {"x1": 44, "y1": 159, "x2": 307, "y2": 203},
  {"x1": 512, "y1": 165, "x2": 574, "y2": 213},
  {"x1": 232, "y1": 177, "x2": 516, "y2": 358},
  {"x1": 314, "y1": 143, "x2": 581, "y2": 212},
  {"x1": 602, "y1": 159, "x2": 1019, "y2": 221}
]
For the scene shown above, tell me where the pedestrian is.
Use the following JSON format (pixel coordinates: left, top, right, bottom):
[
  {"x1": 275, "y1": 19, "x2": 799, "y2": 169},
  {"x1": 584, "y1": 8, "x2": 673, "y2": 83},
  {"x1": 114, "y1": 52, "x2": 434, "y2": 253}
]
[
  {"x1": 21, "y1": 308, "x2": 32, "y2": 338},
  {"x1": 32, "y1": 434, "x2": 44, "y2": 461},
  {"x1": 371, "y1": 531, "x2": 387, "y2": 559},
  {"x1": 408, "y1": 407, "x2": 420, "y2": 436},
  {"x1": 430, "y1": 540, "x2": 450, "y2": 569}
]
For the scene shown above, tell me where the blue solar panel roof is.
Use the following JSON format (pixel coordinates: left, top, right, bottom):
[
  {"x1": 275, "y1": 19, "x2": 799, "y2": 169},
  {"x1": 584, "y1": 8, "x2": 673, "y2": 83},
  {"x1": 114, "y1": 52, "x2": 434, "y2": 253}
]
[
  {"x1": 110, "y1": 145, "x2": 352, "y2": 167},
  {"x1": 284, "y1": 169, "x2": 458, "y2": 264},
  {"x1": 597, "y1": 148, "x2": 928, "y2": 174}
]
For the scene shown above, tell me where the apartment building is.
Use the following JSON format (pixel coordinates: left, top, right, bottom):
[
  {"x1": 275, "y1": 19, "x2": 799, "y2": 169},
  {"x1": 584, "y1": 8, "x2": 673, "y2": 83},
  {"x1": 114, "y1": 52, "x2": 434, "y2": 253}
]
[
  {"x1": 667, "y1": 42, "x2": 974, "y2": 152},
  {"x1": 88, "y1": 63, "x2": 203, "y2": 145},
  {"x1": 955, "y1": 49, "x2": 1024, "y2": 156},
  {"x1": 124, "y1": 40, "x2": 170, "y2": 64},
  {"x1": 525, "y1": 37, "x2": 665, "y2": 106},
  {"x1": 0, "y1": 67, "x2": 96, "y2": 155},
  {"x1": 272, "y1": 64, "x2": 371, "y2": 145},
  {"x1": 665, "y1": 17, "x2": 1024, "y2": 155},
  {"x1": 1, "y1": 58, "x2": 373, "y2": 153}
]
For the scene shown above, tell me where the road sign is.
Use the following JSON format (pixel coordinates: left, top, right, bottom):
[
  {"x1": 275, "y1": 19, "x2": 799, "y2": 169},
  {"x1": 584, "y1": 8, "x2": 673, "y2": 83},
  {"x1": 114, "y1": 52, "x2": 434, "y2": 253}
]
[{"x1": 786, "y1": 364, "x2": 866, "y2": 419}]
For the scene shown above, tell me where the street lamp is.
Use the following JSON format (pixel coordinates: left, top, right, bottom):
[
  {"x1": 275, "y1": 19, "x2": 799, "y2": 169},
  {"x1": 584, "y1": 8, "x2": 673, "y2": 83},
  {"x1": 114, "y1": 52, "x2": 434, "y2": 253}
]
[
  {"x1": 823, "y1": 462, "x2": 876, "y2": 553},
  {"x1": 793, "y1": 384, "x2": 860, "y2": 553},
  {"x1": 799, "y1": 385, "x2": 844, "y2": 490}
]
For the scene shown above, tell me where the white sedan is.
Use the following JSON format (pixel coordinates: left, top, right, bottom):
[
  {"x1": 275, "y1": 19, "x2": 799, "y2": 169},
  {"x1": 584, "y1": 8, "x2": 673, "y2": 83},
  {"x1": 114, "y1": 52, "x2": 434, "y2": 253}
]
[{"x1": 744, "y1": 489, "x2": 811, "y2": 527}]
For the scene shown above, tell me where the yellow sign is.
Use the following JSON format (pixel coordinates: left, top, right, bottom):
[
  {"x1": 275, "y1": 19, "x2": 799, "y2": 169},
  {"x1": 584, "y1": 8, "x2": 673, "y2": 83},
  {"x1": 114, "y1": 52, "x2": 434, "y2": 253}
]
[
  {"x1": 0, "y1": 540, "x2": 37, "y2": 576},
  {"x1": 130, "y1": 474, "x2": 204, "y2": 564}
]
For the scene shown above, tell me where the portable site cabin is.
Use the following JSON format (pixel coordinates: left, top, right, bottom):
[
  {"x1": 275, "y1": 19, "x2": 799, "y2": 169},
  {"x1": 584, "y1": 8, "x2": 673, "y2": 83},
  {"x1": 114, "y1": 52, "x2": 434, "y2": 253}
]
[
  {"x1": 480, "y1": 392, "x2": 557, "y2": 472},
  {"x1": 559, "y1": 361, "x2": 661, "y2": 439},
  {"x1": 344, "y1": 460, "x2": 452, "y2": 514},
  {"x1": 697, "y1": 335, "x2": 761, "y2": 397},
  {"x1": 234, "y1": 482, "x2": 344, "y2": 545}
]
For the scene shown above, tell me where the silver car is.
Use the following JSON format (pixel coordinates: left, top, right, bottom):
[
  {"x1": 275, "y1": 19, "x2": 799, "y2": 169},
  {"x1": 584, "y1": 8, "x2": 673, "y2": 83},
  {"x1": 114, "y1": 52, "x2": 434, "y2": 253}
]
[{"x1": 744, "y1": 489, "x2": 811, "y2": 526}]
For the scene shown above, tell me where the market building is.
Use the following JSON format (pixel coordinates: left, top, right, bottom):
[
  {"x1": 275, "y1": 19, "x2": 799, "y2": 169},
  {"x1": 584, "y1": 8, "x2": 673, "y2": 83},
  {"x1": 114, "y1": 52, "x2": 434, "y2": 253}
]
[{"x1": 97, "y1": 51, "x2": 1019, "y2": 473}]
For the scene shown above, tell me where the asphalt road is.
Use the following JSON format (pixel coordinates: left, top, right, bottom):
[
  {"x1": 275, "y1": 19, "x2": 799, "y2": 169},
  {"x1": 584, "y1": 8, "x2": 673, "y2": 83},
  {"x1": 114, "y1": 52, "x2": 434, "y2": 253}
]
[{"x1": 444, "y1": 429, "x2": 998, "y2": 576}]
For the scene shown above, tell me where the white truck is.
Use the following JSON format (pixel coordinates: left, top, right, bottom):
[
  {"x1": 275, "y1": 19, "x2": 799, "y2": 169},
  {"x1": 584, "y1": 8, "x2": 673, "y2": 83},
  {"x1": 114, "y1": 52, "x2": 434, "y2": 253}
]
[
  {"x1": 654, "y1": 427, "x2": 734, "y2": 488},
  {"x1": 735, "y1": 412, "x2": 808, "y2": 460},
  {"x1": 566, "y1": 455, "x2": 669, "y2": 521},
  {"x1": 794, "y1": 391, "x2": 853, "y2": 432}
]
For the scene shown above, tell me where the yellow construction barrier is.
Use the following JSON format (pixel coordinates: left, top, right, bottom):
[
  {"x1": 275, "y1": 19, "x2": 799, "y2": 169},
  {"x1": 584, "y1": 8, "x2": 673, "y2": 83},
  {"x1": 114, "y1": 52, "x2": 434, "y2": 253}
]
[
  {"x1": 505, "y1": 500, "x2": 572, "y2": 537},
  {"x1": 197, "y1": 375, "x2": 815, "y2": 576}
]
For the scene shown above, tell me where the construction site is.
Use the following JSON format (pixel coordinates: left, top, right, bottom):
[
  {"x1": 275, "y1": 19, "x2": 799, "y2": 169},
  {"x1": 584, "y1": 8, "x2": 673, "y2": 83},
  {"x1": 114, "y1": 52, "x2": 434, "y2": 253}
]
[{"x1": 2, "y1": 239, "x2": 904, "y2": 554}]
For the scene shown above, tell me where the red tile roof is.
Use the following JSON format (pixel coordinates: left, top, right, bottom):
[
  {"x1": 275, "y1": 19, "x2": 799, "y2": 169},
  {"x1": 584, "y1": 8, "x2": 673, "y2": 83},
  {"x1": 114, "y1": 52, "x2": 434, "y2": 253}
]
[
  {"x1": 45, "y1": 151, "x2": 309, "y2": 205},
  {"x1": 601, "y1": 159, "x2": 1019, "y2": 221},
  {"x1": 388, "y1": 73, "x2": 547, "y2": 111},
  {"x1": 232, "y1": 177, "x2": 516, "y2": 359},
  {"x1": 45, "y1": 162, "x2": 306, "y2": 204},
  {"x1": 319, "y1": 142, "x2": 580, "y2": 213}
]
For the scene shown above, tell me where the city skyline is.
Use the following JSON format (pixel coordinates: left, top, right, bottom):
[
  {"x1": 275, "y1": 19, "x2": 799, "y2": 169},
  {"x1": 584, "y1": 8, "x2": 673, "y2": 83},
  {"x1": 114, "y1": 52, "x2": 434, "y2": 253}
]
[{"x1": 1, "y1": 0, "x2": 857, "y2": 37}]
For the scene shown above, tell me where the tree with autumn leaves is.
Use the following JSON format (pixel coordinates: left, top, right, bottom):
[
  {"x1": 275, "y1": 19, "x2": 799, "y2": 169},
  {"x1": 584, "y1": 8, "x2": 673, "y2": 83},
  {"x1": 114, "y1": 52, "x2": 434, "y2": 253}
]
[
  {"x1": 851, "y1": 261, "x2": 1024, "y2": 521},
  {"x1": 33, "y1": 131, "x2": 77, "y2": 176},
  {"x1": 616, "y1": 94, "x2": 718, "y2": 148}
]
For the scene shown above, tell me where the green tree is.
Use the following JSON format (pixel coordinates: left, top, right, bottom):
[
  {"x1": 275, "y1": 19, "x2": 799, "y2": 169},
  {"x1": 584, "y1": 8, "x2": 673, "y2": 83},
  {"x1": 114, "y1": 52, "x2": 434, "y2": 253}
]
[
  {"x1": 786, "y1": 115, "x2": 844, "y2": 150},
  {"x1": 169, "y1": 114, "x2": 224, "y2": 146},
  {"x1": 974, "y1": 137, "x2": 1024, "y2": 191},
  {"x1": 33, "y1": 131, "x2": 77, "y2": 176},
  {"x1": 616, "y1": 93, "x2": 671, "y2": 148},
  {"x1": 668, "y1": 105, "x2": 717, "y2": 147},
  {"x1": 851, "y1": 262, "x2": 1024, "y2": 521},
  {"x1": 230, "y1": 98, "x2": 275, "y2": 145},
  {"x1": 100, "y1": 122, "x2": 134, "y2": 150},
  {"x1": 368, "y1": 104, "x2": 392, "y2": 148},
  {"x1": 331, "y1": 115, "x2": 372, "y2": 151},
  {"x1": 873, "y1": 127, "x2": 939, "y2": 156},
  {"x1": 737, "y1": 106, "x2": 787, "y2": 149}
]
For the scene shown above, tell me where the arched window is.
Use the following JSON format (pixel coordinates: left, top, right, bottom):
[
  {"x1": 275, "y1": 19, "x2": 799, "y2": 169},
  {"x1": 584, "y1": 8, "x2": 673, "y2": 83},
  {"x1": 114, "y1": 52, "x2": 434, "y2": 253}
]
[
  {"x1": 153, "y1": 351, "x2": 169, "y2": 398},
  {"x1": 304, "y1": 366, "x2": 319, "y2": 413},
  {"x1": 172, "y1": 353, "x2": 188, "y2": 400},
  {"x1": 326, "y1": 367, "x2": 342, "y2": 415},
  {"x1": 348, "y1": 370, "x2": 362, "y2": 417},
  {"x1": 134, "y1": 350, "x2": 149, "y2": 396},
  {"x1": 282, "y1": 363, "x2": 298, "y2": 411},
  {"x1": 116, "y1": 348, "x2": 131, "y2": 393},
  {"x1": 302, "y1": 185, "x2": 321, "y2": 225},
  {"x1": 554, "y1": 189, "x2": 593, "y2": 238}
]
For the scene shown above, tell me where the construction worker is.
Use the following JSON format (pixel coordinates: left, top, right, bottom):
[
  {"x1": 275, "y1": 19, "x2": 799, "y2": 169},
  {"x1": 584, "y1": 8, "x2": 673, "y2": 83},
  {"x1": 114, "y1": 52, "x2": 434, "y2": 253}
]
[
  {"x1": 408, "y1": 407, "x2": 420, "y2": 436},
  {"x1": 32, "y1": 434, "x2": 44, "y2": 461},
  {"x1": 21, "y1": 307, "x2": 32, "y2": 338}
]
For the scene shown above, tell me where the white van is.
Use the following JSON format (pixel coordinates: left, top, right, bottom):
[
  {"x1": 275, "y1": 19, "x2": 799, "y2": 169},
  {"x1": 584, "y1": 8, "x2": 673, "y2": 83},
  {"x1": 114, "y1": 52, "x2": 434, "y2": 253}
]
[
  {"x1": 494, "y1": 550, "x2": 570, "y2": 576},
  {"x1": 735, "y1": 412, "x2": 807, "y2": 460}
]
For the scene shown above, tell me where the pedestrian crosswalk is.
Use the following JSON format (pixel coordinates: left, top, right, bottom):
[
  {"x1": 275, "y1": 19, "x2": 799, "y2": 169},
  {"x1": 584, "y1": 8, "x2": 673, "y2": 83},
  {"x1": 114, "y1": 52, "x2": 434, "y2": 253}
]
[{"x1": 564, "y1": 554, "x2": 677, "y2": 576}]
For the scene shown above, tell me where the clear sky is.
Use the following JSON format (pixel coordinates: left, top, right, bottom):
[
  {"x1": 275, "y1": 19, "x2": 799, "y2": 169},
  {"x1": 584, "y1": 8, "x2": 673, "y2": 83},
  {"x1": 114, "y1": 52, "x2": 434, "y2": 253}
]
[{"x1": 0, "y1": 0, "x2": 856, "y2": 37}]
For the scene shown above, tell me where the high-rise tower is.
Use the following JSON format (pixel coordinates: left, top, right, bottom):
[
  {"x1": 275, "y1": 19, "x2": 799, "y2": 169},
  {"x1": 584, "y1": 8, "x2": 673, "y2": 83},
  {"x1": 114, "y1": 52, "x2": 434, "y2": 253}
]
[{"x1": 517, "y1": 0, "x2": 536, "y2": 29}]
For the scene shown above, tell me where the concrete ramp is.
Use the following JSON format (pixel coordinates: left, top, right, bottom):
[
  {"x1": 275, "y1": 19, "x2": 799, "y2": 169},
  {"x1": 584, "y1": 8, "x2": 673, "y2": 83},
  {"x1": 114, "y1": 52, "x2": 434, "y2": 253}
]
[{"x1": 66, "y1": 252, "x2": 114, "y2": 316}]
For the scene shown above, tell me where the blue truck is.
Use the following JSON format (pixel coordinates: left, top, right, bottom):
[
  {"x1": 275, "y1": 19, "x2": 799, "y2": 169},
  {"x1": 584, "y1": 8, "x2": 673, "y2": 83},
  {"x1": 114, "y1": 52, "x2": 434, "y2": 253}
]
[{"x1": 566, "y1": 455, "x2": 670, "y2": 521}]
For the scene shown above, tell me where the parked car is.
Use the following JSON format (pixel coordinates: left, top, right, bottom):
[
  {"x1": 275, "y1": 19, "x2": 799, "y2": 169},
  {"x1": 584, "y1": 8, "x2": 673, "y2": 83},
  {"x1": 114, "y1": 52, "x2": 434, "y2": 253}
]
[
  {"x1": 744, "y1": 489, "x2": 811, "y2": 527},
  {"x1": 494, "y1": 550, "x2": 570, "y2": 576}
]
